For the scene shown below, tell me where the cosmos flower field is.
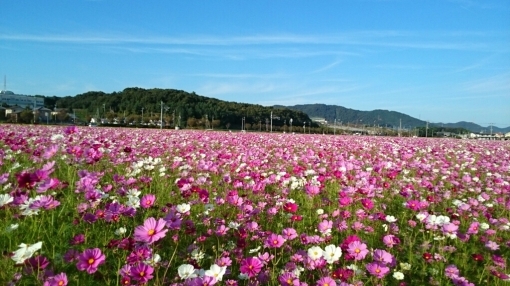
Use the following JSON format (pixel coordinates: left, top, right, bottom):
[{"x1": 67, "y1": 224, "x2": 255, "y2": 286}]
[{"x1": 0, "y1": 124, "x2": 509, "y2": 286}]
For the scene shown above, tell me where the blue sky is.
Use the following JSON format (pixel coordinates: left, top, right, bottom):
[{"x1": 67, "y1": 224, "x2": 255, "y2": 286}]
[{"x1": 1, "y1": 0, "x2": 509, "y2": 127}]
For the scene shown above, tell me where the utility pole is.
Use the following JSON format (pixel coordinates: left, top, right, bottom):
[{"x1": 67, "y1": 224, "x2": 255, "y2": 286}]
[
  {"x1": 270, "y1": 112, "x2": 273, "y2": 132},
  {"x1": 160, "y1": 101, "x2": 163, "y2": 129},
  {"x1": 290, "y1": 118, "x2": 293, "y2": 133},
  {"x1": 33, "y1": 97, "x2": 36, "y2": 123},
  {"x1": 399, "y1": 118, "x2": 402, "y2": 137},
  {"x1": 426, "y1": 121, "x2": 428, "y2": 138},
  {"x1": 141, "y1": 108, "x2": 144, "y2": 125},
  {"x1": 334, "y1": 118, "x2": 336, "y2": 135}
]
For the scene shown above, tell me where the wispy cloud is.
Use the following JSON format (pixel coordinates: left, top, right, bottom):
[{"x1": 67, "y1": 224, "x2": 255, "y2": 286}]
[
  {"x1": 1, "y1": 31, "x2": 504, "y2": 53},
  {"x1": 311, "y1": 60, "x2": 343, "y2": 74},
  {"x1": 462, "y1": 72, "x2": 510, "y2": 93},
  {"x1": 190, "y1": 72, "x2": 291, "y2": 79}
]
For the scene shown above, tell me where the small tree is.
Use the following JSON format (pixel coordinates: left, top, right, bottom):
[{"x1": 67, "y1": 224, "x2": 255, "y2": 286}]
[
  {"x1": 212, "y1": 119, "x2": 221, "y2": 129},
  {"x1": 19, "y1": 110, "x2": 34, "y2": 124},
  {"x1": 187, "y1": 117, "x2": 197, "y2": 128}
]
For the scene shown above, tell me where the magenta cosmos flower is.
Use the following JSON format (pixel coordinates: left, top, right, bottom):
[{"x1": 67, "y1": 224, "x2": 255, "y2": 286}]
[
  {"x1": 240, "y1": 257, "x2": 263, "y2": 278},
  {"x1": 134, "y1": 217, "x2": 168, "y2": 244},
  {"x1": 76, "y1": 248, "x2": 106, "y2": 274}
]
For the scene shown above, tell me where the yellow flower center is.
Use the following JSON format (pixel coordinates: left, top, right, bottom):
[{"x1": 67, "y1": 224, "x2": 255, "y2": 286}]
[
  {"x1": 355, "y1": 248, "x2": 360, "y2": 253},
  {"x1": 88, "y1": 258, "x2": 95, "y2": 265},
  {"x1": 148, "y1": 229, "x2": 155, "y2": 235}
]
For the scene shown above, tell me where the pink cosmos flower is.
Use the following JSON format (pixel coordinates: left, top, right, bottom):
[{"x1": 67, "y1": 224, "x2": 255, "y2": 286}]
[
  {"x1": 134, "y1": 217, "x2": 168, "y2": 244},
  {"x1": 372, "y1": 249, "x2": 393, "y2": 265},
  {"x1": 318, "y1": 220, "x2": 333, "y2": 235},
  {"x1": 76, "y1": 248, "x2": 106, "y2": 274},
  {"x1": 347, "y1": 241, "x2": 369, "y2": 261},
  {"x1": 382, "y1": 234, "x2": 400, "y2": 248},
  {"x1": 240, "y1": 257, "x2": 263, "y2": 278},
  {"x1": 282, "y1": 228, "x2": 298, "y2": 240},
  {"x1": 485, "y1": 240, "x2": 500, "y2": 251},
  {"x1": 44, "y1": 272, "x2": 68, "y2": 286},
  {"x1": 316, "y1": 276, "x2": 337, "y2": 286},
  {"x1": 278, "y1": 272, "x2": 298, "y2": 286},
  {"x1": 131, "y1": 263, "x2": 154, "y2": 283},
  {"x1": 265, "y1": 233, "x2": 286, "y2": 248},
  {"x1": 305, "y1": 184, "x2": 320, "y2": 196},
  {"x1": 140, "y1": 194, "x2": 156, "y2": 209},
  {"x1": 366, "y1": 262, "x2": 390, "y2": 278},
  {"x1": 445, "y1": 264, "x2": 460, "y2": 278},
  {"x1": 466, "y1": 222, "x2": 479, "y2": 234}
]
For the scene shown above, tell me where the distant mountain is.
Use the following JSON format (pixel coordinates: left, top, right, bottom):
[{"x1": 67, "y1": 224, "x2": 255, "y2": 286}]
[
  {"x1": 276, "y1": 104, "x2": 510, "y2": 133},
  {"x1": 433, "y1": 121, "x2": 510, "y2": 134}
]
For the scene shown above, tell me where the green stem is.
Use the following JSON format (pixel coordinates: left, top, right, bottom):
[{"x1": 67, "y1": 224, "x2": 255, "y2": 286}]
[{"x1": 161, "y1": 240, "x2": 179, "y2": 284}]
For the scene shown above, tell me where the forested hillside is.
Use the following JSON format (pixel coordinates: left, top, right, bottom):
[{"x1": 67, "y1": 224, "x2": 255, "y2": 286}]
[{"x1": 45, "y1": 88, "x2": 316, "y2": 130}]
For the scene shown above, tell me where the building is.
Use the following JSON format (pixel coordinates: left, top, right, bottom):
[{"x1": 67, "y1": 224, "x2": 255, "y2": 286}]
[{"x1": 0, "y1": 90, "x2": 44, "y2": 108}]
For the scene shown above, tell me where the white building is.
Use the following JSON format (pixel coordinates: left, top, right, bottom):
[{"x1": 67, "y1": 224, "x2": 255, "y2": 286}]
[{"x1": 0, "y1": 90, "x2": 44, "y2": 108}]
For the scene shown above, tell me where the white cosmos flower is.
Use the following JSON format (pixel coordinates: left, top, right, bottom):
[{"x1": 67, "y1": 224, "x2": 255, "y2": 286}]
[
  {"x1": 177, "y1": 264, "x2": 198, "y2": 280},
  {"x1": 385, "y1": 215, "x2": 397, "y2": 223},
  {"x1": 115, "y1": 227, "x2": 127, "y2": 236},
  {"x1": 415, "y1": 213, "x2": 428, "y2": 222},
  {"x1": 204, "y1": 264, "x2": 227, "y2": 281},
  {"x1": 322, "y1": 244, "x2": 342, "y2": 264},
  {"x1": 145, "y1": 253, "x2": 161, "y2": 267},
  {"x1": 307, "y1": 246, "x2": 323, "y2": 260},
  {"x1": 126, "y1": 196, "x2": 140, "y2": 209},
  {"x1": 393, "y1": 271, "x2": 405, "y2": 280},
  {"x1": 238, "y1": 273, "x2": 249, "y2": 280},
  {"x1": 12, "y1": 241, "x2": 43, "y2": 264},
  {"x1": 228, "y1": 221, "x2": 240, "y2": 229},
  {"x1": 191, "y1": 248, "x2": 204, "y2": 261},
  {"x1": 480, "y1": 223, "x2": 490, "y2": 230},
  {"x1": 400, "y1": 262, "x2": 411, "y2": 270},
  {"x1": 176, "y1": 203, "x2": 191, "y2": 214},
  {"x1": 126, "y1": 189, "x2": 141, "y2": 198},
  {"x1": 0, "y1": 194, "x2": 14, "y2": 207},
  {"x1": 6, "y1": 224, "x2": 19, "y2": 232}
]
